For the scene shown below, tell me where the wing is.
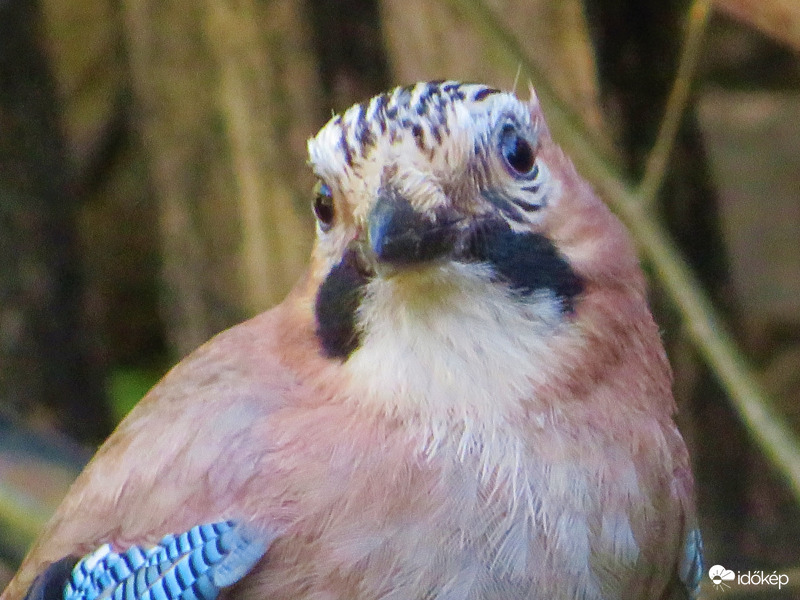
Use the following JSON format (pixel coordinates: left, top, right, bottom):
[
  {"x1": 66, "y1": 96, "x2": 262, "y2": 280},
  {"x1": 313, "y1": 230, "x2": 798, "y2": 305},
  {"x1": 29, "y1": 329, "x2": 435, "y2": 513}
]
[
  {"x1": 23, "y1": 521, "x2": 272, "y2": 600},
  {"x1": 654, "y1": 480, "x2": 703, "y2": 600},
  {"x1": 676, "y1": 527, "x2": 704, "y2": 600},
  {"x1": 4, "y1": 304, "x2": 307, "y2": 600}
]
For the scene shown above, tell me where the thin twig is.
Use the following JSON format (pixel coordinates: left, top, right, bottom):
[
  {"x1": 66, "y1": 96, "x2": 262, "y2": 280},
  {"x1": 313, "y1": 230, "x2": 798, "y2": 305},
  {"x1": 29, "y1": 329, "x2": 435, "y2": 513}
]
[
  {"x1": 638, "y1": 0, "x2": 713, "y2": 207},
  {"x1": 447, "y1": 0, "x2": 800, "y2": 504},
  {"x1": 583, "y1": 154, "x2": 800, "y2": 505}
]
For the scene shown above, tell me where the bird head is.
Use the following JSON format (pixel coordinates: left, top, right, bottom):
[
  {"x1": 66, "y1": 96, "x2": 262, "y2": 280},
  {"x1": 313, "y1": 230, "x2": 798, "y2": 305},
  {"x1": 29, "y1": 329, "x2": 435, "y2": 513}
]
[{"x1": 303, "y1": 81, "x2": 669, "y2": 426}]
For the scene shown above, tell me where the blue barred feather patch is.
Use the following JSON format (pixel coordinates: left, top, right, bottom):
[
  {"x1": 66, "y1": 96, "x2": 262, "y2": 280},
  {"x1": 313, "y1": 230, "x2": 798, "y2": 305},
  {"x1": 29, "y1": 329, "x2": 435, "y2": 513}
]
[
  {"x1": 61, "y1": 521, "x2": 269, "y2": 600},
  {"x1": 679, "y1": 527, "x2": 704, "y2": 599}
]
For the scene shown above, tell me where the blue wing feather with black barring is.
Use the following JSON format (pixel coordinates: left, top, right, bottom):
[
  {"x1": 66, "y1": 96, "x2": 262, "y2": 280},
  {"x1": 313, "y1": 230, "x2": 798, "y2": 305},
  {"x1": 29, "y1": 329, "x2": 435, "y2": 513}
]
[
  {"x1": 679, "y1": 527, "x2": 704, "y2": 599},
  {"x1": 23, "y1": 521, "x2": 271, "y2": 600}
]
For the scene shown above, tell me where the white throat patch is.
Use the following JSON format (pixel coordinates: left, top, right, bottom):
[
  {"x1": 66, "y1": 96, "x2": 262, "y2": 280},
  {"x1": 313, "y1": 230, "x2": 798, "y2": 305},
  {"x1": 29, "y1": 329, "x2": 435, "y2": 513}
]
[{"x1": 343, "y1": 262, "x2": 566, "y2": 450}]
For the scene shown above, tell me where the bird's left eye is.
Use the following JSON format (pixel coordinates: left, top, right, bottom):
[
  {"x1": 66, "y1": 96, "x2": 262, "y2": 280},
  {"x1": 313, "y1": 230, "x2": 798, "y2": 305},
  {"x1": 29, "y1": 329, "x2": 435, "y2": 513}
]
[
  {"x1": 499, "y1": 124, "x2": 536, "y2": 177},
  {"x1": 313, "y1": 181, "x2": 335, "y2": 231}
]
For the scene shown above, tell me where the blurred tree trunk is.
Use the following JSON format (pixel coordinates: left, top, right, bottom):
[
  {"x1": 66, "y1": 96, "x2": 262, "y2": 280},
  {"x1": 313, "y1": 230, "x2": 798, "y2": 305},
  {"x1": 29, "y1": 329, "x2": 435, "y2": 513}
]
[
  {"x1": 0, "y1": 0, "x2": 111, "y2": 444},
  {"x1": 39, "y1": 0, "x2": 165, "y2": 374},
  {"x1": 380, "y1": 0, "x2": 611, "y2": 147},
  {"x1": 120, "y1": 0, "x2": 320, "y2": 357},
  {"x1": 306, "y1": 0, "x2": 391, "y2": 112}
]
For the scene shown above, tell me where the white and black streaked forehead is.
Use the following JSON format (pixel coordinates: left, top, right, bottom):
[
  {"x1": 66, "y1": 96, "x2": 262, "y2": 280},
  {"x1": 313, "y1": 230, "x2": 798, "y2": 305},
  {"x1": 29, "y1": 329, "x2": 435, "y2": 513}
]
[{"x1": 307, "y1": 81, "x2": 537, "y2": 188}]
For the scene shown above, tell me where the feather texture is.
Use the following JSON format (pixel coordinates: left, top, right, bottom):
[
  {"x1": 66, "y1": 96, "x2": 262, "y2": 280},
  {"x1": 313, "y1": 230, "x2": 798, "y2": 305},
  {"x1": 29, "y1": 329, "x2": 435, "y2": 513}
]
[
  {"x1": 3, "y1": 81, "x2": 702, "y2": 600},
  {"x1": 62, "y1": 521, "x2": 269, "y2": 600}
]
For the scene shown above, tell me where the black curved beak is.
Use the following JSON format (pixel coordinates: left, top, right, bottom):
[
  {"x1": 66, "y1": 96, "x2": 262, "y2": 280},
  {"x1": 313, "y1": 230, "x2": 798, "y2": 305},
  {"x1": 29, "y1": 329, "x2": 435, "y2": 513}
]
[{"x1": 367, "y1": 189, "x2": 461, "y2": 269}]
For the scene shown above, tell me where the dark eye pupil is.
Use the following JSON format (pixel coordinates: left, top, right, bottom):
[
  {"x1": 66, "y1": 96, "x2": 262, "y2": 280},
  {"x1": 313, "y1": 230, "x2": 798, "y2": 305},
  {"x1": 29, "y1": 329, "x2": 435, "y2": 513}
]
[
  {"x1": 500, "y1": 126, "x2": 535, "y2": 175},
  {"x1": 313, "y1": 183, "x2": 334, "y2": 230}
]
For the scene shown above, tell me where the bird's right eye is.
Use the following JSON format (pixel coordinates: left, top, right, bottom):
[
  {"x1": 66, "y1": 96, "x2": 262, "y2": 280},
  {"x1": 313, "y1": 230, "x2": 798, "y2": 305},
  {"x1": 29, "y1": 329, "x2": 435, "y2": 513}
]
[
  {"x1": 313, "y1": 181, "x2": 335, "y2": 231},
  {"x1": 499, "y1": 124, "x2": 536, "y2": 178}
]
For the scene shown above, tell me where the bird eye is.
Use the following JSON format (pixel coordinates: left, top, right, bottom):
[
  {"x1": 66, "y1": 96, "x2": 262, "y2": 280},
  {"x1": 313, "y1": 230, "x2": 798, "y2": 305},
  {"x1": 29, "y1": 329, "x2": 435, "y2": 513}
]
[
  {"x1": 313, "y1": 181, "x2": 335, "y2": 231},
  {"x1": 499, "y1": 124, "x2": 536, "y2": 177}
]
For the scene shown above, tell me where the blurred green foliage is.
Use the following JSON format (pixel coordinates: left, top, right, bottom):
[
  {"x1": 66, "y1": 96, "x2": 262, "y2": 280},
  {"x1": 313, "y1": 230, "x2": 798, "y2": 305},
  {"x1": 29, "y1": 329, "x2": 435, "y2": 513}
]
[{"x1": 106, "y1": 368, "x2": 164, "y2": 423}]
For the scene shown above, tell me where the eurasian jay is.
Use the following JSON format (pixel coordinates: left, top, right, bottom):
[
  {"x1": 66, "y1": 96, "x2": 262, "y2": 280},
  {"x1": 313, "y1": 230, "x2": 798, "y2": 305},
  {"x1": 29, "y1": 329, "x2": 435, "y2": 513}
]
[{"x1": 3, "y1": 81, "x2": 703, "y2": 600}]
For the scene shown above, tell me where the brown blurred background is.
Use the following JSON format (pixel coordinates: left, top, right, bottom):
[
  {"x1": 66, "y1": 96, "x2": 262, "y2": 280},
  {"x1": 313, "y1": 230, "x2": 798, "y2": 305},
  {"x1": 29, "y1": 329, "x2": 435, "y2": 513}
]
[{"x1": 1, "y1": 0, "x2": 799, "y2": 596}]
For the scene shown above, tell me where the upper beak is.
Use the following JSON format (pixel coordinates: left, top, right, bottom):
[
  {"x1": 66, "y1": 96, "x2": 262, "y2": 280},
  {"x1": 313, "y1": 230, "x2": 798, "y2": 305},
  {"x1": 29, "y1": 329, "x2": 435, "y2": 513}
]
[{"x1": 366, "y1": 189, "x2": 461, "y2": 270}]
